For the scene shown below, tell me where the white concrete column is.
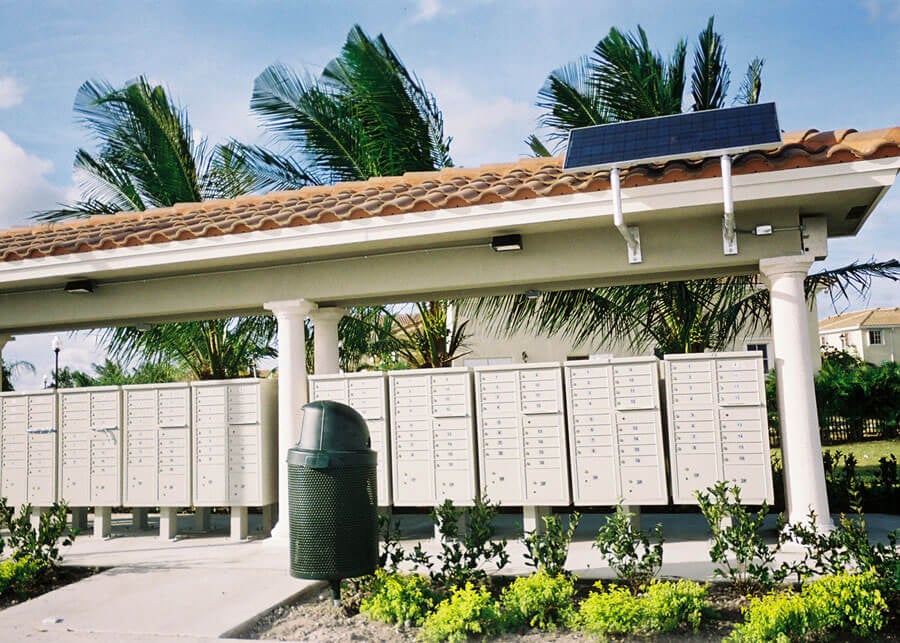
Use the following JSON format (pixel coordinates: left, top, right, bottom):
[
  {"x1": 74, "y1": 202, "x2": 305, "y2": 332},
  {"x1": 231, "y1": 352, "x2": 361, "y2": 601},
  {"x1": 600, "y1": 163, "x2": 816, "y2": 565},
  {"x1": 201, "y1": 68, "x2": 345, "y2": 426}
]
[
  {"x1": 760, "y1": 256, "x2": 833, "y2": 529},
  {"x1": 94, "y1": 507, "x2": 112, "y2": 538},
  {"x1": 264, "y1": 299, "x2": 317, "y2": 540},
  {"x1": 230, "y1": 506, "x2": 249, "y2": 541},
  {"x1": 0, "y1": 335, "x2": 13, "y2": 390},
  {"x1": 159, "y1": 507, "x2": 178, "y2": 540},
  {"x1": 309, "y1": 307, "x2": 347, "y2": 375}
]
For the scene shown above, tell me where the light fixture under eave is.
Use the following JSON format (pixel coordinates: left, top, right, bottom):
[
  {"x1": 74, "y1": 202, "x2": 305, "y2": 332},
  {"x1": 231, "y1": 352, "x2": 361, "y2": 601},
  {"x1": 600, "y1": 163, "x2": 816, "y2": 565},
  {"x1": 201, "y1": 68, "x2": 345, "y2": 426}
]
[
  {"x1": 524, "y1": 289, "x2": 541, "y2": 300},
  {"x1": 491, "y1": 234, "x2": 523, "y2": 252},
  {"x1": 64, "y1": 279, "x2": 95, "y2": 294}
]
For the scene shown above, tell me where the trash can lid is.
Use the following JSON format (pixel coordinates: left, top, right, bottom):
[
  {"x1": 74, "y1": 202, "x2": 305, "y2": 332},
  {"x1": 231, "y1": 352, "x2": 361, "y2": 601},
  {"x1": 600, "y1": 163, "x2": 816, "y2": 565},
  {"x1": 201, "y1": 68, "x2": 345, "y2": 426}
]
[{"x1": 293, "y1": 399, "x2": 373, "y2": 451}]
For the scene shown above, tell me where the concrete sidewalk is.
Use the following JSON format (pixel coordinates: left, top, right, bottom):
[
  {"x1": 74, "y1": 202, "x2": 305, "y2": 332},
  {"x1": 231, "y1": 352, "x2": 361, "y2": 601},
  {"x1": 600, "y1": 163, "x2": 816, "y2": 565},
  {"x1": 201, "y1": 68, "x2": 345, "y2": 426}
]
[{"x1": 0, "y1": 510, "x2": 897, "y2": 642}]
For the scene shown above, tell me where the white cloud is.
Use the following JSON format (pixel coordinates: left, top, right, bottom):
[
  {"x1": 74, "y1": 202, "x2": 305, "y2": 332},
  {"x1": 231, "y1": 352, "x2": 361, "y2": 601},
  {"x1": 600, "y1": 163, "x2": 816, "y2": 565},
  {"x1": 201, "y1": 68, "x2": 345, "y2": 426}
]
[
  {"x1": 0, "y1": 131, "x2": 70, "y2": 227},
  {"x1": 426, "y1": 71, "x2": 538, "y2": 166},
  {"x1": 3, "y1": 332, "x2": 107, "y2": 392},
  {"x1": 0, "y1": 76, "x2": 24, "y2": 108},
  {"x1": 860, "y1": 0, "x2": 900, "y2": 20},
  {"x1": 413, "y1": 0, "x2": 443, "y2": 23}
]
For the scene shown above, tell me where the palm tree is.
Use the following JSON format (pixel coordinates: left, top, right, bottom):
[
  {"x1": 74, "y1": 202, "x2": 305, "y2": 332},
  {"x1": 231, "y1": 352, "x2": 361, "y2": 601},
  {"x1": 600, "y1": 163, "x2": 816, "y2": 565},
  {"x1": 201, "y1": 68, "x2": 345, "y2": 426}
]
[
  {"x1": 1, "y1": 358, "x2": 35, "y2": 392},
  {"x1": 477, "y1": 18, "x2": 897, "y2": 355},
  {"x1": 245, "y1": 25, "x2": 467, "y2": 369},
  {"x1": 528, "y1": 16, "x2": 763, "y2": 155},
  {"x1": 34, "y1": 77, "x2": 274, "y2": 378}
]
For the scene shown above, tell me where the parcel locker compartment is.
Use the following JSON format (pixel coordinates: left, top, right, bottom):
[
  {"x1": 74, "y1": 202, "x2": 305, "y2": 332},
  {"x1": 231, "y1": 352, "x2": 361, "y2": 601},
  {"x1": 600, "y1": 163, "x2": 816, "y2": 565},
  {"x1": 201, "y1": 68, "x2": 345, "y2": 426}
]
[
  {"x1": 436, "y1": 469, "x2": 473, "y2": 503},
  {"x1": 195, "y1": 467, "x2": 228, "y2": 504},
  {"x1": 126, "y1": 465, "x2": 158, "y2": 505},
  {"x1": 723, "y1": 465, "x2": 769, "y2": 502},
  {"x1": 159, "y1": 474, "x2": 190, "y2": 504},
  {"x1": 525, "y1": 467, "x2": 568, "y2": 504},
  {"x1": 620, "y1": 466, "x2": 666, "y2": 503},
  {"x1": 482, "y1": 460, "x2": 524, "y2": 502},
  {"x1": 229, "y1": 472, "x2": 260, "y2": 504},
  {"x1": 60, "y1": 467, "x2": 91, "y2": 504},
  {"x1": 574, "y1": 456, "x2": 617, "y2": 503},
  {"x1": 28, "y1": 474, "x2": 57, "y2": 505},
  {"x1": 92, "y1": 474, "x2": 120, "y2": 505},
  {"x1": 395, "y1": 461, "x2": 435, "y2": 504},
  {"x1": 674, "y1": 454, "x2": 720, "y2": 500},
  {"x1": 1, "y1": 475, "x2": 27, "y2": 504}
]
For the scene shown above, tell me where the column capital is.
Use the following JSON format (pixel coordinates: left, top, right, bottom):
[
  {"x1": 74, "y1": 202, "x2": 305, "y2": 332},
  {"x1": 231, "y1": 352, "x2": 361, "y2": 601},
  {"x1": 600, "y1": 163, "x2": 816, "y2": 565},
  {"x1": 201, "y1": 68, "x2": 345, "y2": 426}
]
[
  {"x1": 264, "y1": 299, "x2": 317, "y2": 319},
  {"x1": 759, "y1": 255, "x2": 815, "y2": 282},
  {"x1": 308, "y1": 306, "x2": 348, "y2": 324},
  {"x1": 0, "y1": 335, "x2": 14, "y2": 350}
]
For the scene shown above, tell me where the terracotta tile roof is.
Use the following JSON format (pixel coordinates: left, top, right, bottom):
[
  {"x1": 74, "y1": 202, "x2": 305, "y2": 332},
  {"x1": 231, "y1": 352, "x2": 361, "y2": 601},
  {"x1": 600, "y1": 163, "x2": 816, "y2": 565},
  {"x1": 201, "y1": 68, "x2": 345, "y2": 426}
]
[
  {"x1": 819, "y1": 307, "x2": 900, "y2": 331},
  {"x1": 1, "y1": 127, "x2": 898, "y2": 264}
]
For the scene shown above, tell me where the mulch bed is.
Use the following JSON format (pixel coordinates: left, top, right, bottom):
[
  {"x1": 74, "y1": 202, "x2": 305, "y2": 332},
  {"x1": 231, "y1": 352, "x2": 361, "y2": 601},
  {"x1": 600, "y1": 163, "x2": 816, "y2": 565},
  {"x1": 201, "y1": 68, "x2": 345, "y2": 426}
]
[{"x1": 0, "y1": 566, "x2": 105, "y2": 611}]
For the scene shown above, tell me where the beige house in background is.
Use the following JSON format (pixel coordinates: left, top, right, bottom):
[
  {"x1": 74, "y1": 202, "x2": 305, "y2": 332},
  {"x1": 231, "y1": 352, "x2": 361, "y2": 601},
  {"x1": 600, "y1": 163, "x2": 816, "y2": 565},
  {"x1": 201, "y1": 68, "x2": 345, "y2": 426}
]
[{"x1": 819, "y1": 307, "x2": 899, "y2": 363}]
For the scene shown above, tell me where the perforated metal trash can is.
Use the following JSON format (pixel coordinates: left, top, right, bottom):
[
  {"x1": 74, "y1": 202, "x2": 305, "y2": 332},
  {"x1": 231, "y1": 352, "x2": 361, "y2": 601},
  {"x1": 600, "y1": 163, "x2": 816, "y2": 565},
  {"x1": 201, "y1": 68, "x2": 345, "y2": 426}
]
[{"x1": 287, "y1": 400, "x2": 378, "y2": 597}]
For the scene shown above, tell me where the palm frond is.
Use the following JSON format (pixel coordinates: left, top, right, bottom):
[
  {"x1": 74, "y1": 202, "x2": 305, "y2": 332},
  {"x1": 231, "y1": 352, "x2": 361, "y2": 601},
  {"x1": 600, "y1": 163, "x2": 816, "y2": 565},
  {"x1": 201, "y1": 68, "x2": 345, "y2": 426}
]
[
  {"x1": 734, "y1": 58, "x2": 765, "y2": 105},
  {"x1": 525, "y1": 134, "x2": 553, "y2": 158},
  {"x1": 690, "y1": 16, "x2": 730, "y2": 110},
  {"x1": 806, "y1": 259, "x2": 900, "y2": 310},
  {"x1": 215, "y1": 142, "x2": 323, "y2": 194},
  {"x1": 535, "y1": 57, "x2": 608, "y2": 150}
]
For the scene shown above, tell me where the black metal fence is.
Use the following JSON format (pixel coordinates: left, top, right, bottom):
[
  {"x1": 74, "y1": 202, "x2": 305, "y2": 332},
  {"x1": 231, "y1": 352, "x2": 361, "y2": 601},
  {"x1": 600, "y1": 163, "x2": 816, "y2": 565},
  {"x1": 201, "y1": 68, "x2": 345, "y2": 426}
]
[{"x1": 768, "y1": 417, "x2": 893, "y2": 448}]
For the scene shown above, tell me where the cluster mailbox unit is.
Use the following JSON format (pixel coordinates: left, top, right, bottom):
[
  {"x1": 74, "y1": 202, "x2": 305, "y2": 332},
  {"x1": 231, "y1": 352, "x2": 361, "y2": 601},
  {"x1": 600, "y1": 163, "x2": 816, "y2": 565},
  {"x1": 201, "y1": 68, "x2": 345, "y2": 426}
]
[
  {"x1": 388, "y1": 368, "x2": 478, "y2": 506},
  {"x1": 58, "y1": 386, "x2": 123, "y2": 537},
  {"x1": 664, "y1": 351, "x2": 774, "y2": 504},
  {"x1": 123, "y1": 383, "x2": 192, "y2": 538},
  {"x1": 191, "y1": 379, "x2": 278, "y2": 540},
  {"x1": 564, "y1": 357, "x2": 669, "y2": 505},
  {"x1": 308, "y1": 372, "x2": 391, "y2": 506},
  {"x1": 473, "y1": 363, "x2": 570, "y2": 506},
  {"x1": 0, "y1": 389, "x2": 58, "y2": 507}
]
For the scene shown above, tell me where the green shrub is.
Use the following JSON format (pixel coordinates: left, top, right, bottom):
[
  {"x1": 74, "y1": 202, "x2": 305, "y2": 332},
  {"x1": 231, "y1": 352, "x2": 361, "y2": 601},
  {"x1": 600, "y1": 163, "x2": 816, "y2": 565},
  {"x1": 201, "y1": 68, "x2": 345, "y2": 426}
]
[
  {"x1": 420, "y1": 582, "x2": 505, "y2": 642},
  {"x1": 727, "y1": 591, "x2": 809, "y2": 642},
  {"x1": 728, "y1": 571, "x2": 889, "y2": 642},
  {"x1": 501, "y1": 570, "x2": 576, "y2": 631},
  {"x1": 522, "y1": 512, "x2": 579, "y2": 577},
  {"x1": 359, "y1": 570, "x2": 438, "y2": 627},
  {"x1": 696, "y1": 482, "x2": 786, "y2": 593},
  {"x1": 1, "y1": 501, "x2": 76, "y2": 566},
  {"x1": 802, "y1": 570, "x2": 888, "y2": 638},
  {"x1": 0, "y1": 556, "x2": 49, "y2": 600},
  {"x1": 408, "y1": 495, "x2": 509, "y2": 589},
  {"x1": 577, "y1": 583, "x2": 644, "y2": 636},
  {"x1": 376, "y1": 514, "x2": 406, "y2": 571},
  {"x1": 643, "y1": 579, "x2": 708, "y2": 633},
  {"x1": 593, "y1": 503, "x2": 663, "y2": 592}
]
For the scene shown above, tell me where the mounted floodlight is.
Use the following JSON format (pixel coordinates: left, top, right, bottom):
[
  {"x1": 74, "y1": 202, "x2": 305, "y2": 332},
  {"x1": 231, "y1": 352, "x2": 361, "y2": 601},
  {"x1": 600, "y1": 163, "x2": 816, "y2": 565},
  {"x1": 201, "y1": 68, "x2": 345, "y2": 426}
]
[
  {"x1": 491, "y1": 234, "x2": 523, "y2": 252},
  {"x1": 64, "y1": 279, "x2": 95, "y2": 294},
  {"x1": 563, "y1": 103, "x2": 782, "y2": 260},
  {"x1": 523, "y1": 289, "x2": 541, "y2": 300}
]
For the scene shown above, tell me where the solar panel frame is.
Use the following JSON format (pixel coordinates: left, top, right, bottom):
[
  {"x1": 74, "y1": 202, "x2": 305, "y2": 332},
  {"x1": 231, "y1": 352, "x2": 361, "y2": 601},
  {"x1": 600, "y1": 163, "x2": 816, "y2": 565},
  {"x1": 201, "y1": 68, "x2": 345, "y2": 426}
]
[{"x1": 562, "y1": 103, "x2": 782, "y2": 172}]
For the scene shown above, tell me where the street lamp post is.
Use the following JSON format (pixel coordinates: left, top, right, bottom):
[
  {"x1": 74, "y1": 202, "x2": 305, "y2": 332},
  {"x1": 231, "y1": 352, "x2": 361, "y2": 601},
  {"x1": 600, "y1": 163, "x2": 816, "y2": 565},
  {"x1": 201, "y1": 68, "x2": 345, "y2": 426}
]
[{"x1": 52, "y1": 336, "x2": 60, "y2": 388}]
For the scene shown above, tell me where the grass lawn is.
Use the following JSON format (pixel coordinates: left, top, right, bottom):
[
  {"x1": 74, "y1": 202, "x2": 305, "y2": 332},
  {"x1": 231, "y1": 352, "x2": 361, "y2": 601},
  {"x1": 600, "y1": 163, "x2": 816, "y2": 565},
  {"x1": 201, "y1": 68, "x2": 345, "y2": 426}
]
[{"x1": 772, "y1": 438, "x2": 900, "y2": 481}]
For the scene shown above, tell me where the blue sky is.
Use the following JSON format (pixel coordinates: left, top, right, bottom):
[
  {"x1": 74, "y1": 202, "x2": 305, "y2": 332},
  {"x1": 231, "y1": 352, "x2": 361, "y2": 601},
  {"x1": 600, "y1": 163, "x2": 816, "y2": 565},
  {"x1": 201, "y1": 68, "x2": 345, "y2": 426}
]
[{"x1": 0, "y1": 0, "x2": 898, "y2": 387}]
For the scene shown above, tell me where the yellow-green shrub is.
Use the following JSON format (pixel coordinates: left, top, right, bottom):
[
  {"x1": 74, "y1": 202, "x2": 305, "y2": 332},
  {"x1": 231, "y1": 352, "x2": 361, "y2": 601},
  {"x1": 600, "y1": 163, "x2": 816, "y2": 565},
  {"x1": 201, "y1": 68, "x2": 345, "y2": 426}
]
[
  {"x1": 577, "y1": 583, "x2": 644, "y2": 636},
  {"x1": 501, "y1": 570, "x2": 576, "y2": 630},
  {"x1": 420, "y1": 582, "x2": 505, "y2": 642},
  {"x1": 643, "y1": 579, "x2": 708, "y2": 633},
  {"x1": 0, "y1": 557, "x2": 48, "y2": 600},
  {"x1": 359, "y1": 570, "x2": 437, "y2": 626}
]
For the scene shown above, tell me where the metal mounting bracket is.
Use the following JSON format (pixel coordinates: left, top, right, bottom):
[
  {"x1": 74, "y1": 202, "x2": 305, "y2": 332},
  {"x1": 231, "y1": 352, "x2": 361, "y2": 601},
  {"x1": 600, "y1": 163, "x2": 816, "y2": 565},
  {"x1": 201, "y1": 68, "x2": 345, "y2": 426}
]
[{"x1": 624, "y1": 225, "x2": 642, "y2": 263}]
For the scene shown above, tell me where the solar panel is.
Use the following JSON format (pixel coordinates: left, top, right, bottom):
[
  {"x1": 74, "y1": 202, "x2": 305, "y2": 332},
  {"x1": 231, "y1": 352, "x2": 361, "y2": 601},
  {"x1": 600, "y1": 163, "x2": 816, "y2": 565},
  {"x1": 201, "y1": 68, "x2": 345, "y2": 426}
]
[{"x1": 563, "y1": 102, "x2": 782, "y2": 172}]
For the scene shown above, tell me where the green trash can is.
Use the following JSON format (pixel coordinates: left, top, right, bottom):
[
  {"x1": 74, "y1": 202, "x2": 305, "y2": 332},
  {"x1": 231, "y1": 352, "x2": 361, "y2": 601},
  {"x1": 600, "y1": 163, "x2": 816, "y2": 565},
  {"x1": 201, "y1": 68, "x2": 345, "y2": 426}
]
[{"x1": 287, "y1": 400, "x2": 378, "y2": 602}]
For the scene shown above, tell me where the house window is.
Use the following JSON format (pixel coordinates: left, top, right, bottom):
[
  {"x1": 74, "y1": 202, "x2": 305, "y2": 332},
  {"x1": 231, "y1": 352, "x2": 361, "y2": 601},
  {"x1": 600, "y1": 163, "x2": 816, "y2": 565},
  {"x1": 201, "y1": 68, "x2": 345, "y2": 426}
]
[
  {"x1": 747, "y1": 343, "x2": 770, "y2": 372},
  {"x1": 868, "y1": 329, "x2": 884, "y2": 345}
]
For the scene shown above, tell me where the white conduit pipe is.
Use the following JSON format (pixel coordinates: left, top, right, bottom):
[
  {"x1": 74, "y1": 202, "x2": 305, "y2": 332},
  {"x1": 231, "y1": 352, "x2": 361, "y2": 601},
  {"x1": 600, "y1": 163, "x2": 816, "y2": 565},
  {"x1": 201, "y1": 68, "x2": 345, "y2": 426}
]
[
  {"x1": 721, "y1": 155, "x2": 736, "y2": 246},
  {"x1": 610, "y1": 167, "x2": 636, "y2": 252}
]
